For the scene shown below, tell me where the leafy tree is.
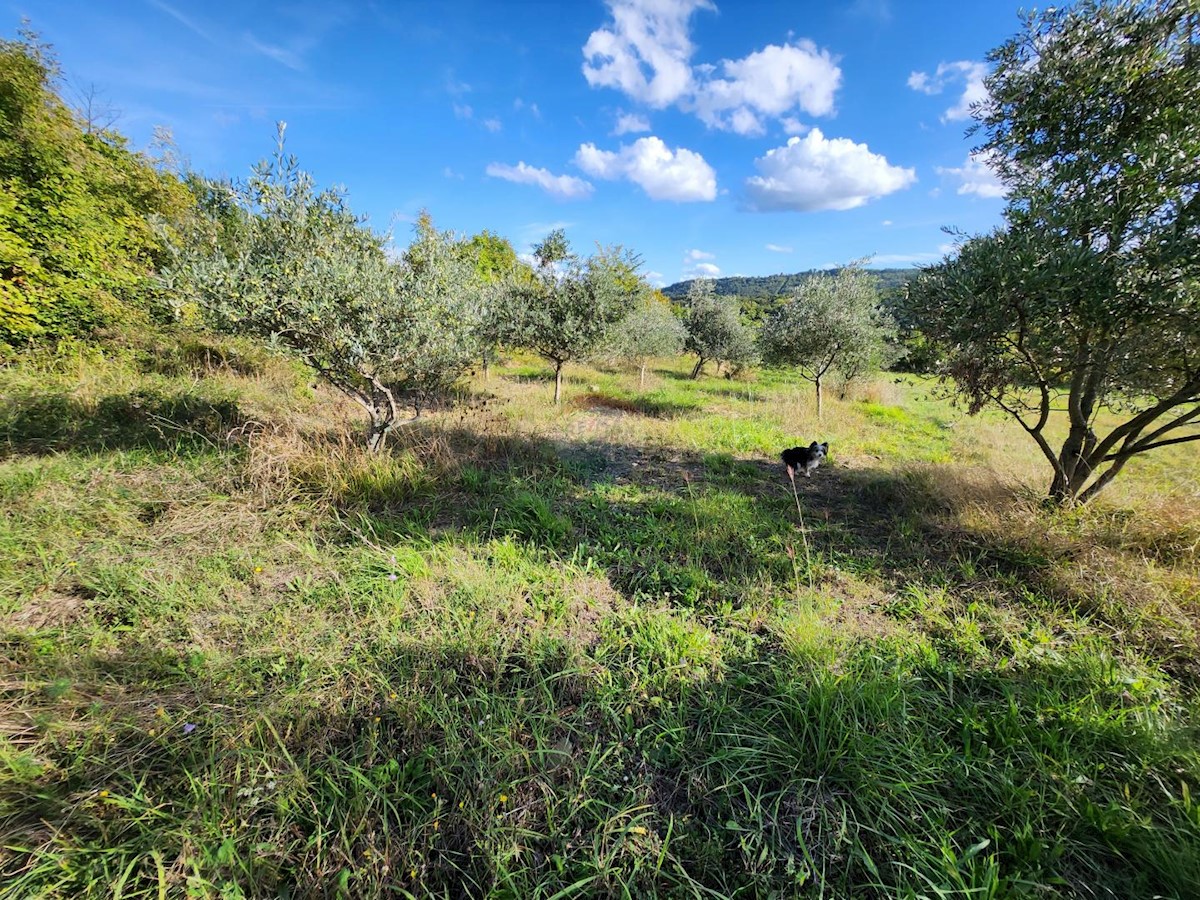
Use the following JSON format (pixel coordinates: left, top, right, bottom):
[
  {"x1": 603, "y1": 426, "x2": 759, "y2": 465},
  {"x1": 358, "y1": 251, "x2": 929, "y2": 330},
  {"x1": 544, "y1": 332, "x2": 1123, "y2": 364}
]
[
  {"x1": 505, "y1": 229, "x2": 639, "y2": 404},
  {"x1": 602, "y1": 290, "x2": 686, "y2": 388},
  {"x1": 466, "y1": 229, "x2": 519, "y2": 381},
  {"x1": 682, "y1": 278, "x2": 758, "y2": 379},
  {"x1": 0, "y1": 30, "x2": 193, "y2": 345},
  {"x1": 167, "y1": 129, "x2": 482, "y2": 450},
  {"x1": 760, "y1": 264, "x2": 897, "y2": 418},
  {"x1": 905, "y1": 0, "x2": 1200, "y2": 504}
]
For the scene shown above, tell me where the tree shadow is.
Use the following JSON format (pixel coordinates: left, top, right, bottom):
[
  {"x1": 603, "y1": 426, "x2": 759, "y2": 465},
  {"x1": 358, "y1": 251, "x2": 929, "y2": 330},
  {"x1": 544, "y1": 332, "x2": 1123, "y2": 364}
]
[
  {"x1": 5, "y1": 615, "x2": 1194, "y2": 898},
  {"x1": 0, "y1": 389, "x2": 242, "y2": 458}
]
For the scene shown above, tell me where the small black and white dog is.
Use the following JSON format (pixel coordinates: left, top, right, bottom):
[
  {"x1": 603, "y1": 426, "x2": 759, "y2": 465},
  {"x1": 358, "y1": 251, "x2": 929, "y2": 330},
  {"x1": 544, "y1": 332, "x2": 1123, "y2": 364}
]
[{"x1": 781, "y1": 441, "x2": 828, "y2": 479}]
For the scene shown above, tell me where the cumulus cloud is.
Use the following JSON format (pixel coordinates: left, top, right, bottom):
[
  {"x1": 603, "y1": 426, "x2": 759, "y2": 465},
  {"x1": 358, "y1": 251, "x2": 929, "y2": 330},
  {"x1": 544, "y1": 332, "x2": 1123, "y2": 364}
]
[
  {"x1": 907, "y1": 60, "x2": 988, "y2": 122},
  {"x1": 581, "y1": 0, "x2": 707, "y2": 107},
  {"x1": 744, "y1": 128, "x2": 916, "y2": 212},
  {"x1": 453, "y1": 103, "x2": 473, "y2": 119},
  {"x1": 691, "y1": 40, "x2": 841, "y2": 135},
  {"x1": 485, "y1": 162, "x2": 594, "y2": 200},
  {"x1": 690, "y1": 261, "x2": 720, "y2": 277},
  {"x1": 685, "y1": 248, "x2": 714, "y2": 261},
  {"x1": 765, "y1": 243, "x2": 792, "y2": 253},
  {"x1": 936, "y1": 150, "x2": 1006, "y2": 198},
  {"x1": 613, "y1": 111, "x2": 651, "y2": 135},
  {"x1": 582, "y1": 0, "x2": 841, "y2": 135},
  {"x1": 483, "y1": 117, "x2": 502, "y2": 132},
  {"x1": 575, "y1": 136, "x2": 717, "y2": 201}
]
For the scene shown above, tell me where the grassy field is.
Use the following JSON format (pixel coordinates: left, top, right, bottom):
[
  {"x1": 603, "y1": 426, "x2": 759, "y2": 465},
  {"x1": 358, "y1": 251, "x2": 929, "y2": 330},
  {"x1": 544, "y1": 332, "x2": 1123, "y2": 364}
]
[{"x1": 2, "y1": 331, "x2": 1198, "y2": 898}]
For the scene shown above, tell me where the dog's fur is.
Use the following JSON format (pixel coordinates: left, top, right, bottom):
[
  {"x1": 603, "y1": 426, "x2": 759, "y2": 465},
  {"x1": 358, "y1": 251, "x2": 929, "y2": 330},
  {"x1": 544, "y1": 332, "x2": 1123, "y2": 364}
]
[{"x1": 781, "y1": 441, "x2": 828, "y2": 479}]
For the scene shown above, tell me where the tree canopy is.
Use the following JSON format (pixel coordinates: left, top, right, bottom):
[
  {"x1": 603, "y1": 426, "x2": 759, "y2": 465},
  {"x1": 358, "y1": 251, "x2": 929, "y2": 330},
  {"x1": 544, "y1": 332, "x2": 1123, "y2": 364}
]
[
  {"x1": 504, "y1": 229, "x2": 640, "y2": 404},
  {"x1": 760, "y1": 263, "x2": 897, "y2": 418},
  {"x1": 0, "y1": 31, "x2": 193, "y2": 345},
  {"x1": 167, "y1": 129, "x2": 483, "y2": 450},
  {"x1": 601, "y1": 290, "x2": 686, "y2": 388},
  {"x1": 682, "y1": 278, "x2": 758, "y2": 379},
  {"x1": 905, "y1": 0, "x2": 1200, "y2": 503}
]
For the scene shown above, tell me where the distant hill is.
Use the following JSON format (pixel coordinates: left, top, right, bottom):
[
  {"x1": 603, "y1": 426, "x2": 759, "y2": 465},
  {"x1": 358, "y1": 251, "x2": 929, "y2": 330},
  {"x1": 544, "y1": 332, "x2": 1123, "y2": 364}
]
[{"x1": 662, "y1": 267, "x2": 919, "y2": 302}]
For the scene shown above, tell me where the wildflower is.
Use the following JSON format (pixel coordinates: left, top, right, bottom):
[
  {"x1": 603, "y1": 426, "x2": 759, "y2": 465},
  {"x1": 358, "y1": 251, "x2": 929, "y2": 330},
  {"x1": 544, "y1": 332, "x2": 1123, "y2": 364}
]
[
  {"x1": 433, "y1": 821, "x2": 439, "y2": 831},
  {"x1": 182, "y1": 723, "x2": 197, "y2": 734},
  {"x1": 254, "y1": 566, "x2": 263, "y2": 574},
  {"x1": 498, "y1": 794, "x2": 507, "y2": 804},
  {"x1": 98, "y1": 790, "x2": 109, "y2": 798},
  {"x1": 458, "y1": 801, "x2": 464, "y2": 809},
  {"x1": 410, "y1": 869, "x2": 417, "y2": 879},
  {"x1": 148, "y1": 728, "x2": 156, "y2": 737},
  {"x1": 373, "y1": 716, "x2": 381, "y2": 723},
  {"x1": 630, "y1": 826, "x2": 647, "y2": 835},
  {"x1": 67, "y1": 561, "x2": 78, "y2": 568},
  {"x1": 156, "y1": 707, "x2": 166, "y2": 717},
  {"x1": 388, "y1": 573, "x2": 398, "y2": 582},
  {"x1": 431, "y1": 792, "x2": 437, "y2": 799},
  {"x1": 389, "y1": 692, "x2": 397, "y2": 700}
]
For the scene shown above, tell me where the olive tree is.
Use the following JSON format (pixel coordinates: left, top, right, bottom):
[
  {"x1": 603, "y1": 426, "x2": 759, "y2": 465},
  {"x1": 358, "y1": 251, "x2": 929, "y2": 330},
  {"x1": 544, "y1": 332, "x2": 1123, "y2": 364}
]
[
  {"x1": 166, "y1": 127, "x2": 482, "y2": 451},
  {"x1": 505, "y1": 229, "x2": 639, "y2": 404},
  {"x1": 682, "y1": 279, "x2": 757, "y2": 378},
  {"x1": 466, "y1": 229, "x2": 520, "y2": 381},
  {"x1": 602, "y1": 291, "x2": 686, "y2": 388},
  {"x1": 905, "y1": 0, "x2": 1200, "y2": 504},
  {"x1": 760, "y1": 264, "x2": 897, "y2": 418}
]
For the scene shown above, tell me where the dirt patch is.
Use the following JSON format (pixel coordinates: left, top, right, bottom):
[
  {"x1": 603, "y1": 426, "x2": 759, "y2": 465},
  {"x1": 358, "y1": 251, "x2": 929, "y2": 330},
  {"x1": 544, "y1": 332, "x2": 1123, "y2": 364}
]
[{"x1": 2, "y1": 587, "x2": 91, "y2": 631}]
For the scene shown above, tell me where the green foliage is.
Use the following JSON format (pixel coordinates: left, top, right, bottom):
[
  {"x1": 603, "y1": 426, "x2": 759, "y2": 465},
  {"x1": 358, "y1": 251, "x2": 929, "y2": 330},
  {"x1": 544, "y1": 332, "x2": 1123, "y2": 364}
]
[
  {"x1": 0, "y1": 31, "x2": 193, "y2": 345},
  {"x1": 1, "y1": 348, "x2": 1198, "y2": 898},
  {"x1": 906, "y1": 0, "x2": 1200, "y2": 503},
  {"x1": 504, "y1": 229, "x2": 641, "y2": 403},
  {"x1": 600, "y1": 291, "x2": 686, "y2": 386},
  {"x1": 167, "y1": 129, "x2": 483, "y2": 448},
  {"x1": 682, "y1": 278, "x2": 758, "y2": 378},
  {"x1": 760, "y1": 263, "x2": 898, "y2": 415}
]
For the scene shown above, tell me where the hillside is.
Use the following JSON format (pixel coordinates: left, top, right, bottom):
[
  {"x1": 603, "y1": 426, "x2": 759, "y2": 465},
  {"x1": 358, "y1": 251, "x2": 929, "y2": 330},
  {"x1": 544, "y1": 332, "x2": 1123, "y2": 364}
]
[{"x1": 663, "y1": 267, "x2": 919, "y2": 301}]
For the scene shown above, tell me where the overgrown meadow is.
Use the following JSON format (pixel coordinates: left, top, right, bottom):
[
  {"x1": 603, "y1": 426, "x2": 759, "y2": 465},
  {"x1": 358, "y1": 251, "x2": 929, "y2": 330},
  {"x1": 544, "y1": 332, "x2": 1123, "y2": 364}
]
[{"x1": 2, "y1": 332, "x2": 1198, "y2": 898}]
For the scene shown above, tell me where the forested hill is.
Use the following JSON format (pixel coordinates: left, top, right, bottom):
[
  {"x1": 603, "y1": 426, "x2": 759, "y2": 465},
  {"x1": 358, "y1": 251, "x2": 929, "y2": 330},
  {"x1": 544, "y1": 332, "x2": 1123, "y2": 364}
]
[{"x1": 662, "y1": 267, "x2": 919, "y2": 300}]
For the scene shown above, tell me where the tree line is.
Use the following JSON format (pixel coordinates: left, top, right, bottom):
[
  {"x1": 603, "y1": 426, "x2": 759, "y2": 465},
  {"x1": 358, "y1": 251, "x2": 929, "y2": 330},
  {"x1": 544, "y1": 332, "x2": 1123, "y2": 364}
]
[{"x1": 2, "y1": 0, "x2": 1197, "y2": 504}]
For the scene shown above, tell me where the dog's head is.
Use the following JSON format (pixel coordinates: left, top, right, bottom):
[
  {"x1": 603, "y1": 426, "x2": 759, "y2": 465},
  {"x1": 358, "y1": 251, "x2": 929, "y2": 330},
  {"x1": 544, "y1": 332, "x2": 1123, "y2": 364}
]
[{"x1": 809, "y1": 441, "x2": 828, "y2": 458}]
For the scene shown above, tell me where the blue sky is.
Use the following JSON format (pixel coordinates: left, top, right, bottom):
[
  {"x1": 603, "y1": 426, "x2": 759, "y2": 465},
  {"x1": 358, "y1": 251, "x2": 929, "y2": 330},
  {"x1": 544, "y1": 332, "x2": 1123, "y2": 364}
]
[{"x1": 16, "y1": 0, "x2": 1020, "y2": 285}]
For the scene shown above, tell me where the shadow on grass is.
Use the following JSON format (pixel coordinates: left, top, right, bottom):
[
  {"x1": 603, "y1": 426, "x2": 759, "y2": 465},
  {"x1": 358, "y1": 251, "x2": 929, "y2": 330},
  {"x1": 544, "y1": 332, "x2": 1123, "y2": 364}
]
[
  {"x1": 0, "y1": 389, "x2": 242, "y2": 457},
  {"x1": 3, "y1": 619, "x2": 1197, "y2": 899},
  {"x1": 329, "y1": 423, "x2": 1200, "y2": 685},
  {"x1": 572, "y1": 391, "x2": 701, "y2": 419}
]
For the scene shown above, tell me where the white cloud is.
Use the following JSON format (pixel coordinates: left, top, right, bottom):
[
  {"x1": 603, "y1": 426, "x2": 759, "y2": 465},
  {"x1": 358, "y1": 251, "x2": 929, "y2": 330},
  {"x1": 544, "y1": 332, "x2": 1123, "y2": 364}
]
[
  {"x1": 685, "y1": 248, "x2": 714, "y2": 261},
  {"x1": 613, "y1": 111, "x2": 651, "y2": 135},
  {"x1": 744, "y1": 128, "x2": 917, "y2": 212},
  {"x1": 513, "y1": 98, "x2": 541, "y2": 117},
  {"x1": 936, "y1": 150, "x2": 1006, "y2": 198},
  {"x1": 483, "y1": 117, "x2": 502, "y2": 132},
  {"x1": 486, "y1": 162, "x2": 594, "y2": 200},
  {"x1": 443, "y1": 166, "x2": 464, "y2": 180},
  {"x1": 581, "y1": 0, "x2": 708, "y2": 107},
  {"x1": 575, "y1": 136, "x2": 716, "y2": 201},
  {"x1": 646, "y1": 270, "x2": 666, "y2": 286},
  {"x1": 765, "y1": 243, "x2": 793, "y2": 253},
  {"x1": 881, "y1": 219, "x2": 893, "y2": 226},
  {"x1": 780, "y1": 117, "x2": 808, "y2": 135},
  {"x1": 907, "y1": 60, "x2": 987, "y2": 122},
  {"x1": 691, "y1": 40, "x2": 841, "y2": 135},
  {"x1": 691, "y1": 262, "x2": 720, "y2": 277},
  {"x1": 582, "y1": 1, "x2": 841, "y2": 135},
  {"x1": 453, "y1": 103, "x2": 473, "y2": 119}
]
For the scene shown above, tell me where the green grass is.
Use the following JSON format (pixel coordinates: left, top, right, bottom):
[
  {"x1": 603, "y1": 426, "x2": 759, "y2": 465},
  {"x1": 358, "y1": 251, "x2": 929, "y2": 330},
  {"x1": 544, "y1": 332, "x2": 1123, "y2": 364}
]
[{"x1": 1, "y1": 336, "x2": 1198, "y2": 897}]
